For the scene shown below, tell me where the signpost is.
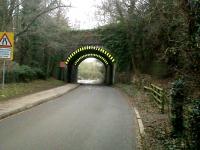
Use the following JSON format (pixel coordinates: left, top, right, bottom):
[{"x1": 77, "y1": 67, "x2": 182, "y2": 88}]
[
  {"x1": 0, "y1": 32, "x2": 14, "y2": 88},
  {"x1": 59, "y1": 61, "x2": 66, "y2": 68}
]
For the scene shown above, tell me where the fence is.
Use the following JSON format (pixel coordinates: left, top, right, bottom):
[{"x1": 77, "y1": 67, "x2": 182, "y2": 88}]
[{"x1": 144, "y1": 84, "x2": 165, "y2": 113}]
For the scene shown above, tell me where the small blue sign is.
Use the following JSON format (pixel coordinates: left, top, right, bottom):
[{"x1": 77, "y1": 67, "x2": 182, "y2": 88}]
[{"x1": 0, "y1": 48, "x2": 11, "y2": 58}]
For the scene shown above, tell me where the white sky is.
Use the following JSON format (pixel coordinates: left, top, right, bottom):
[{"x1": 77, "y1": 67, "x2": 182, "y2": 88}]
[
  {"x1": 63, "y1": 0, "x2": 102, "y2": 29},
  {"x1": 83, "y1": 58, "x2": 104, "y2": 66},
  {"x1": 84, "y1": 58, "x2": 98, "y2": 63}
]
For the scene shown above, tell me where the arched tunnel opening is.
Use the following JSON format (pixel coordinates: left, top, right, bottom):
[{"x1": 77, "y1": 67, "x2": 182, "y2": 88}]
[
  {"x1": 65, "y1": 46, "x2": 116, "y2": 85},
  {"x1": 77, "y1": 58, "x2": 106, "y2": 84}
]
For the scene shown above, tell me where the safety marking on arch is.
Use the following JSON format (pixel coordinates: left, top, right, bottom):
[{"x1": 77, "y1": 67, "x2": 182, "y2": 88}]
[
  {"x1": 65, "y1": 46, "x2": 115, "y2": 65},
  {"x1": 74, "y1": 54, "x2": 109, "y2": 66}
]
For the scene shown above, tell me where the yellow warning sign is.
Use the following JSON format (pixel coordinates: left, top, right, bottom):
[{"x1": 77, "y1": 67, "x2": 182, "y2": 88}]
[{"x1": 0, "y1": 32, "x2": 14, "y2": 60}]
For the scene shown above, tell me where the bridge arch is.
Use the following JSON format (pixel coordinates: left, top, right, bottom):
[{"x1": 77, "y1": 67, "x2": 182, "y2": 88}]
[{"x1": 65, "y1": 46, "x2": 116, "y2": 85}]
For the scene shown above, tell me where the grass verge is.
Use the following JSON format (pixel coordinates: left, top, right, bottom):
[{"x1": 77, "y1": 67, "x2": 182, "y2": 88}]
[
  {"x1": 0, "y1": 78, "x2": 65, "y2": 101},
  {"x1": 116, "y1": 83, "x2": 172, "y2": 150}
]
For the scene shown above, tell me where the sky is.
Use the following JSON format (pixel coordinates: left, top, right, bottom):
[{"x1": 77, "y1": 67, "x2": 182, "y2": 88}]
[
  {"x1": 82, "y1": 58, "x2": 104, "y2": 66},
  {"x1": 63, "y1": 0, "x2": 102, "y2": 29},
  {"x1": 62, "y1": 0, "x2": 105, "y2": 63}
]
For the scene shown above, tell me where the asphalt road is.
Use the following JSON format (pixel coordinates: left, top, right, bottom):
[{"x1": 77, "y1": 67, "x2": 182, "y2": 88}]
[{"x1": 0, "y1": 85, "x2": 138, "y2": 150}]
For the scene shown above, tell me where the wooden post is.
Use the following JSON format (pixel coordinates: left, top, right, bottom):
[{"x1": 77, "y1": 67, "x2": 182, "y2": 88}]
[{"x1": 161, "y1": 92, "x2": 165, "y2": 114}]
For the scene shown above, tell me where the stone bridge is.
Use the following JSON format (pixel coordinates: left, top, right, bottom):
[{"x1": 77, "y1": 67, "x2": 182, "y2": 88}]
[{"x1": 58, "y1": 30, "x2": 116, "y2": 85}]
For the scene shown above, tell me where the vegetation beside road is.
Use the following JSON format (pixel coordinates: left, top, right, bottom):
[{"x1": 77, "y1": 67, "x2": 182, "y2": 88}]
[
  {"x1": 117, "y1": 82, "x2": 174, "y2": 150},
  {"x1": 117, "y1": 73, "x2": 200, "y2": 150},
  {"x1": 0, "y1": 78, "x2": 65, "y2": 101}
]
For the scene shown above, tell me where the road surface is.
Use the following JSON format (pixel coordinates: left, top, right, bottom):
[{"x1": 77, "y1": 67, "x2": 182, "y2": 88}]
[{"x1": 0, "y1": 85, "x2": 138, "y2": 150}]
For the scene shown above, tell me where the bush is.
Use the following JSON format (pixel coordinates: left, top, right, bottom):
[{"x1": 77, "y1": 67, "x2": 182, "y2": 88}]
[
  {"x1": 32, "y1": 68, "x2": 46, "y2": 79},
  {"x1": 171, "y1": 79, "x2": 186, "y2": 136},
  {"x1": 13, "y1": 65, "x2": 36, "y2": 82},
  {"x1": 5, "y1": 70, "x2": 16, "y2": 83},
  {"x1": 5, "y1": 65, "x2": 46, "y2": 83},
  {"x1": 186, "y1": 99, "x2": 200, "y2": 149}
]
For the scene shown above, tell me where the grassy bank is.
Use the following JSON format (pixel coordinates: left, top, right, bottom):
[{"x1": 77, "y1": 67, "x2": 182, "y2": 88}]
[
  {"x1": 116, "y1": 83, "x2": 172, "y2": 150},
  {"x1": 0, "y1": 78, "x2": 65, "y2": 101}
]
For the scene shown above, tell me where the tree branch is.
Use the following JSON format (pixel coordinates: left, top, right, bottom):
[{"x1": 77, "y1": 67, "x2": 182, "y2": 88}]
[{"x1": 15, "y1": 5, "x2": 71, "y2": 38}]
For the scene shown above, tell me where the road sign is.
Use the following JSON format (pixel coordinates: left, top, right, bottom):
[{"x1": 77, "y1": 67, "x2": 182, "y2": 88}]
[
  {"x1": 0, "y1": 33, "x2": 12, "y2": 47},
  {"x1": 0, "y1": 32, "x2": 14, "y2": 88},
  {"x1": 0, "y1": 48, "x2": 11, "y2": 58},
  {"x1": 60, "y1": 62, "x2": 66, "y2": 68},
  {"x1": 0, "y1": 32, "x2": 14, "y2": 60}
]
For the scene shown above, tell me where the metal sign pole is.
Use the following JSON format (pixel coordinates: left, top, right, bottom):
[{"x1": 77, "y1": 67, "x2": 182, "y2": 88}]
[{"x1": 2, "y1": 59, "x2": 6, "y2": 89}]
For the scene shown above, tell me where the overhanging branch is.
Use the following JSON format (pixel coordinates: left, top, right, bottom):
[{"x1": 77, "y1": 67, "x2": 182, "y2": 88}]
[{"x1": 15, "y1": 5, "x2": 71, "y2": 38}]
